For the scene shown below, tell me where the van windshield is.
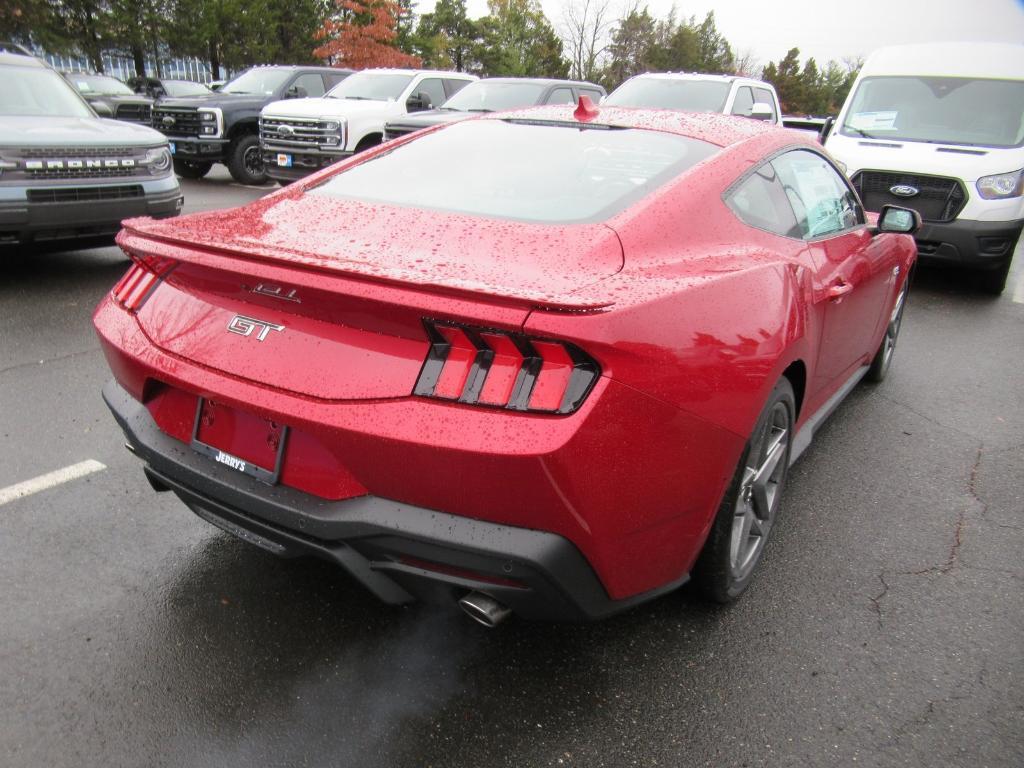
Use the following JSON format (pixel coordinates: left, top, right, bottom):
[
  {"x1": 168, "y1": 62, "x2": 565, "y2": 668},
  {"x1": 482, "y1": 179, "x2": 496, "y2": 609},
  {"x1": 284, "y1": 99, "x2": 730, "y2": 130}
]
[{"x1": 841, "y1": 76, "x2": 1024, "y2": 148}]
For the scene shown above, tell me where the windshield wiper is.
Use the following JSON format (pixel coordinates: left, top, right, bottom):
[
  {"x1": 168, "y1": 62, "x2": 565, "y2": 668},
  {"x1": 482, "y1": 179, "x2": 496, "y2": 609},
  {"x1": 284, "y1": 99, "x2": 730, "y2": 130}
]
[
  {"x1": 225, "y1": 90, "x2": 250, "y2": 95},
  {"x1": 465, "y1": 108, "x2": 493, "y2": 113},
  {"x1": 343, "y1": 96, "x2": 373, "y2": 100},
  {"x1": 846, "y1": 126, "x2": 879, "y2": 139}
]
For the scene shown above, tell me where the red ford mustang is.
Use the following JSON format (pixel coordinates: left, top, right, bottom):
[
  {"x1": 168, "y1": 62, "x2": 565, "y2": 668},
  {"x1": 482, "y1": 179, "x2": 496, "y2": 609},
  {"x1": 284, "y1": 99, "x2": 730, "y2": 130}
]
[{"x1": 94, "y1": 102, "x2": 918, "y2": 625}]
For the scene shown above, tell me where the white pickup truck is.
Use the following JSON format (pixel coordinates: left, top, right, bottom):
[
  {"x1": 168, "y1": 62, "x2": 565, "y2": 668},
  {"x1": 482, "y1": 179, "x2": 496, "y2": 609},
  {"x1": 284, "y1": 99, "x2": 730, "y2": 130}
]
[
  {"x1": 260, "y1": 68, "x2": 477, "y2": 183},
  {"x1": 604, "y1": 73, "x2": 783, "y2": 126}
]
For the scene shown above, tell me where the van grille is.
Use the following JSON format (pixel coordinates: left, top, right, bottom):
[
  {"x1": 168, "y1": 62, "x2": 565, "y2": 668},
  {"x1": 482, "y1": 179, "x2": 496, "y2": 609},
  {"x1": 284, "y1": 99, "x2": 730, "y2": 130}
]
[{"x1": 851, "y1": 170, "x2": 966, "y2": 223}]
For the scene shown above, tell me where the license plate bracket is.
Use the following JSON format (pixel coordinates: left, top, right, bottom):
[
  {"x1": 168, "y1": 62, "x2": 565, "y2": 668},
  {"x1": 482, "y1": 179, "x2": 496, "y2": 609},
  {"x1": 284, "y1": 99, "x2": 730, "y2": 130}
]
[{"x1": 190, "y1": 398, "x2": 288, "y2": 485}]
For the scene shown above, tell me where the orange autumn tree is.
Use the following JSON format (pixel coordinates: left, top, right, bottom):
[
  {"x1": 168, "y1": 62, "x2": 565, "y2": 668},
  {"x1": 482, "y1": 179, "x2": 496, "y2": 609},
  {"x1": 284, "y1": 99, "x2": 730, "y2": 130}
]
[{"x1": 313, "y1": 0, "x2": 422, "y2": 69}]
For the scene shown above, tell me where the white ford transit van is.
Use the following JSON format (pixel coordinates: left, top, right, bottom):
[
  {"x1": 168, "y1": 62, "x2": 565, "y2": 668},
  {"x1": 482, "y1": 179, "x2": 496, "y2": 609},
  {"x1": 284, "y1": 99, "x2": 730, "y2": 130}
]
[{"x1": 825, "y1": 42, "x2": 1024, "y2": 294}]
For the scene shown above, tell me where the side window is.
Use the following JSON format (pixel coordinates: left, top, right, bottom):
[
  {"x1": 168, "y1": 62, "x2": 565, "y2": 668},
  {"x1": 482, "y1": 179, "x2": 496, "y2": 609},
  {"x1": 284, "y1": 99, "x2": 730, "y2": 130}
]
[
  {"x1": 443, "y1": 78, "x2": 471, "y2": 99},
  {"x1": 754, "y1": 87, "x2": 777, "y2": 121},
  {"x1": 773, "y1": 150, "x2": 862, "y2": 239},
  {"x1": 325, "y1": 72, "x2": 349, "y2": 89},
  {"x1": 731, "y1": 86, "x2": 754, "y2": 116},
  {"x1": 415, "y1": 78, "x2": 447, "y2": 109},
  {"x1": 726, "y1": 162, "x2": 801, "y2": 238},
  {"x1": 546, "y1": 87, "x2": 576, "y2": 105},
  {"x1": 580, "y1": 88, "x2": 604, "y2": 102},
  {"x1": 292, "y1": 73, "x2": 325, "y2": 97}
]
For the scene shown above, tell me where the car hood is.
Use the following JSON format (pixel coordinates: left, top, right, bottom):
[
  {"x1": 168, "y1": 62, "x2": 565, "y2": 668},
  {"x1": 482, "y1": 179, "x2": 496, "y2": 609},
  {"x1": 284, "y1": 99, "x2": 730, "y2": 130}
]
[
  {"x1": 0, "y1": 115, "x2": 167, "y2": 147},
  {"x1": 826, "y1": 133, "x2": 1024, "y2": 183},
  {"x1": 156, "y1": 92, "x2": 266, "y2": 110},
  {"x1": 262, "y1": 97, "x2": 394, "y2": 119},
  {"x1": 388, "y1": 111, "x2": 475, "y2": 130},
  {"x1": 120, "y1": 185, "x2": 625, "y2": 310}
]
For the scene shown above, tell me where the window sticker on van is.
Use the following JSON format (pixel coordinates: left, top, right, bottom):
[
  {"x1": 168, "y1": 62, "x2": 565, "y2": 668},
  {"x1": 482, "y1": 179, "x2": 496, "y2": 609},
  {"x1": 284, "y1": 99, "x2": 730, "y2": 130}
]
[{"x1": 849, "y1": 111, "x2": 898, "y2": 131}]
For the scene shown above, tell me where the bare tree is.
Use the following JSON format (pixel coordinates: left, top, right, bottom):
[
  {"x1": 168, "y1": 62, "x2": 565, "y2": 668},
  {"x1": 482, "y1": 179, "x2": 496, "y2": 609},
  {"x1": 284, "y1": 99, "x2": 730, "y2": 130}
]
[
  {"x1": 561, "y1": 0, "x2": 614, "y2": 83},
  {"x1": 732, "y1": 47, "x2": 760, "y2": 78}
]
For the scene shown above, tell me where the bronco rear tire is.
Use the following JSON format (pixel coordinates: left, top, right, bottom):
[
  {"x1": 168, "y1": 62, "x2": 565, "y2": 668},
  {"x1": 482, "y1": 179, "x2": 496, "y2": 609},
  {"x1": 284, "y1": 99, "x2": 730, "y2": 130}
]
[
  {"x1": 693, "y1": 377, "x2": 795, "y2": 603},
  {"x1": 226, "y1": 134, "x2": 266, "y2": 185},
  {"x1": 173, "y1": 159, "x2": 212, "y2": 179}
]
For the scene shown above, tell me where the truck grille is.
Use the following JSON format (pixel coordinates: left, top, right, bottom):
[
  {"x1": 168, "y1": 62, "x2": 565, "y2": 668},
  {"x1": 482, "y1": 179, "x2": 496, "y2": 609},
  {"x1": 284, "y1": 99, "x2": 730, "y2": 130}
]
[
  {"x1": 260, "y1": 116, "x2": 343, "y2": 151},
  {"x1": 115, "y1": 103, "x2": 152, "y2": 125},
  {"x1": 851, "y1": 170, "x2": 967, "y2": 223},
  {"x1": 27, "y1": 185, "x2": 144, "y2": 203},
  {"x1": 152, "y1": 106, "x2": 202, "y2": 138}
]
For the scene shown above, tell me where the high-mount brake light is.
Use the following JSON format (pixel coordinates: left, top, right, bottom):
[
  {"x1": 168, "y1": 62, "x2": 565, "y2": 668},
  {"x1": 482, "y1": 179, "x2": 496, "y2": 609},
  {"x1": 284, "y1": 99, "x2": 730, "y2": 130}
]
[
  {"x1": 111, "y1": 255, "x2": 176, "y2": 312},
  {"x1": 414, "y1": 320, "x2": 600, "y2": 415}
]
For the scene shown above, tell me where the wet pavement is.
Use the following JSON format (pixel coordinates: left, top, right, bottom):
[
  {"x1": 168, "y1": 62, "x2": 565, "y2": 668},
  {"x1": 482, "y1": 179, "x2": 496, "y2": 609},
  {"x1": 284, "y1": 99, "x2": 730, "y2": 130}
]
[{"x1": 1, "y1": 168, "x2": 1022, "y2": 767}]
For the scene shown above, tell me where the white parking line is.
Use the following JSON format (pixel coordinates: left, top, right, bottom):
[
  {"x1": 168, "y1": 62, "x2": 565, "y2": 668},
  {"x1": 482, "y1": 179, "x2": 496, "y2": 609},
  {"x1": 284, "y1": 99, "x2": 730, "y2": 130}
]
[{"x1": 0, "y1": 460, "x2": 107, "y2": 507}]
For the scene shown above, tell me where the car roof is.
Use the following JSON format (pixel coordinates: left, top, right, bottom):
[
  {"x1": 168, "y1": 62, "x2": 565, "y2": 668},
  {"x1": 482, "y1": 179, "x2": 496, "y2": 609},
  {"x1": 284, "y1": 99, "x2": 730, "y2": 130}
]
[
  {"x1": 487, "y1": 104, "x2": 783, "y2": 148},
  {"x1": 356, "y1": 67, "x2": 476, "y2": 78},
  {"x1": 479, "y1": 77, "x2": 604, "y2": 88},
  {"x1": 634, "y1": 72, "x2": 738, "y2": 84},
  {"x1": 0, "y1": 50, "x2": 47, "y2": 68}
]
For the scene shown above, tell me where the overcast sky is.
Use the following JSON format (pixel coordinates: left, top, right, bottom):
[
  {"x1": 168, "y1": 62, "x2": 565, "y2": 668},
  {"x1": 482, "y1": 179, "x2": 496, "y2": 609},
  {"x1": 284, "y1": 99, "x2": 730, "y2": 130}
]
[{"x1": 414, "y1": 0, "x2": 1024, "y2": 71}]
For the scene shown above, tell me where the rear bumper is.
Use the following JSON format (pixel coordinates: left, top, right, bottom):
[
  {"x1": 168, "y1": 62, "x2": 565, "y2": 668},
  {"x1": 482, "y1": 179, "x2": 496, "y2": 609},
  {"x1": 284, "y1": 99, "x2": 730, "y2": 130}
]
[
  {"x1": 915, "y1": 217, "x2": 1023, "y2": 270},
  {"x1": 262, "y1": 148, "x2": 350, "y2": 182},
  {"x1": 103, "y1": 378, "x2": 685, "y2": 621},
  {"x1": 0, "y1": 178, "x2": 182, "y2": 246}
]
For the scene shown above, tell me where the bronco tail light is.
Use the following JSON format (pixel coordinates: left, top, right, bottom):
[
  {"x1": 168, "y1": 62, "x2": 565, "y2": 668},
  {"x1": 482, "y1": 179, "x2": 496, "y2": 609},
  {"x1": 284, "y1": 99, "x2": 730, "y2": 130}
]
[
  {"x1": 414, "y1": 320, "x2": 600, "y2": 414},
  {"x1": 111, "y1": 255, "x2": 176, "y2": 312}
]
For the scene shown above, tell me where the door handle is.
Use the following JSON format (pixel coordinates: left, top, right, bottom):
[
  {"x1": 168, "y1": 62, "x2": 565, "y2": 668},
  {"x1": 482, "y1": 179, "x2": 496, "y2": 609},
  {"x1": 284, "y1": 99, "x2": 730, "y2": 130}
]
[{"x1": 827, "y1": 281, "x2": 854, "y2": 301}]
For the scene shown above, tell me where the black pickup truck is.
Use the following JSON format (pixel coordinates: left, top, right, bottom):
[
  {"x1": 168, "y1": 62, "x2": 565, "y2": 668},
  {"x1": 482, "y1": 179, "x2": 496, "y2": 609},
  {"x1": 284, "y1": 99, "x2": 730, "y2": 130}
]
[{"x1": 151, "y1": 65, "x2": 351, "y2": 184}]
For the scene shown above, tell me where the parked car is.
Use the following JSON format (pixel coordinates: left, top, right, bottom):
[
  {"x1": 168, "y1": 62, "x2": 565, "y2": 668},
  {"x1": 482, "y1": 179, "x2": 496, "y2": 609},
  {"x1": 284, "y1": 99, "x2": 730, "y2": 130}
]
[
  {"x1": 94, "y1": 102, "x2": 918, "y2": 624},
  {"x1": 64, "y1": 73, "x2": 154, "y2": 126},
  {"x1": 260, "y1": 68, "x2": 476, "y2": 183},
  {"x1": 127, "y1": 76, "x2": 211, "y2": 99},
  {"x1": 383, "y1": 77, "x2": 606, "y2": 141},
  {"x1": 151, "y1": 65, "x2": 352, "y2": 184},
  {"x1": 605, "y1": 72, "x2": 783, "y2": 125},
  {"x1": 824, "y1": 42, "x2": 1024, "y2": 294},
  {"x1": 0, "y1": 50, "x2": 180, "y2": 248}
]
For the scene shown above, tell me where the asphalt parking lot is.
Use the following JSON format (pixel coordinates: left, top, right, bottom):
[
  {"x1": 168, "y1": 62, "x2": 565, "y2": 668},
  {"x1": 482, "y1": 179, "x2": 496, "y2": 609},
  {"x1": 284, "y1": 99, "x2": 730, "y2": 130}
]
[{"x1": 2, "y1": 168, "x2": 1022, "y2": 768}]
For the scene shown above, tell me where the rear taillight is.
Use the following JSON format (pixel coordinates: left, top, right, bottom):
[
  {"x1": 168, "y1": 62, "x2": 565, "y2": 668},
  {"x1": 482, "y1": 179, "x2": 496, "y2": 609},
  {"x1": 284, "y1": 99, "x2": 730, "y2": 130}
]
[
  {"x1": 414, "y1": 320, "x2": 600, "y2": 415},
  {"x1": 111, "y1": 255, "x2": 176, "y2": 312}
]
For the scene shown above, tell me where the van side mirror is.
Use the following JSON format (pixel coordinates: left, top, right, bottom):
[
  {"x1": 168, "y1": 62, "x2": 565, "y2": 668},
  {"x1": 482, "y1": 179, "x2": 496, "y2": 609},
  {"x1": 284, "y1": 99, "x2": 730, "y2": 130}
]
[
  {"x1": 819, "y1": 115, "x2": 835, "y2": 145},
  {"x1": 875, "y1": 205, "x2": 921, "y2": 235},
  {"x1": 749, "y1": 103, "x2": 774, "y2": 121}
]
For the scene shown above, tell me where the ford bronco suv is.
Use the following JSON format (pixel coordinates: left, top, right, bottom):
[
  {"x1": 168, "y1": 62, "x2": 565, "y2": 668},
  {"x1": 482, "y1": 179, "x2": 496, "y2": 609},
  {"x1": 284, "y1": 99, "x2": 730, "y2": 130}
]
[
  {"x1": 0, "y1": 51, "x2": 181, "y2": 249},
  {"x1": 151, "y1": 65, "x2": 352, "y2": 185}
]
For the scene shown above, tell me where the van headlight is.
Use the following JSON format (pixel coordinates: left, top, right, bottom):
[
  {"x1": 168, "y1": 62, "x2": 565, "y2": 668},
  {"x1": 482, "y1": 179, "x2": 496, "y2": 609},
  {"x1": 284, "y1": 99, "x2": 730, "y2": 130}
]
[
  {"x1": 145, "y1": 146, "x2": 172, "y2": 175},
  {"x1": 977, "y1": 169, "x2": 1024, "y2": 200}
]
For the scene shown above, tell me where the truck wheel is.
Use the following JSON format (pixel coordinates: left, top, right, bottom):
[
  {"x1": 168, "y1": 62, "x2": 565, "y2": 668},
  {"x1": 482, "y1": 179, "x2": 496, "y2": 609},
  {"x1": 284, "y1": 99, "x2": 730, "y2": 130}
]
[
  {"x1": 226, "y1": 134, "x2": 267, "y2": 185},
  {"x1": 173, "y1": 159, "x2": 212, "y2": 179},
  {"x1": 979, "y1": 259, "x2": 1011, "y2": 296}
]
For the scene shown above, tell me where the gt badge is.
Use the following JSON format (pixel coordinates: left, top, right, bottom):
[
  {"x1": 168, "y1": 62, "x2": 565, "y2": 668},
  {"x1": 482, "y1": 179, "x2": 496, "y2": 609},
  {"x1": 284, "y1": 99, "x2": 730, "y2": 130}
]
[{"x1": 227, "y1": 314, "x2": 285, "y2": 341}]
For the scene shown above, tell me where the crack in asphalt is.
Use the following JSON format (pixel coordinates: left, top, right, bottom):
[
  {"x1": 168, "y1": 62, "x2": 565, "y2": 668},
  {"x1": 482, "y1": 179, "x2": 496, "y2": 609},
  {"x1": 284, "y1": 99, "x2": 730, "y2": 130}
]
[
  {"x1": 868, "y1": 444, "x2": 985, "y2": 625},
  {"x1": 876, "y1": 392, "x2": 980, "y2": 442},
  {"x1": 0, "y1": 346, "x2": 101, "y2": 377}
]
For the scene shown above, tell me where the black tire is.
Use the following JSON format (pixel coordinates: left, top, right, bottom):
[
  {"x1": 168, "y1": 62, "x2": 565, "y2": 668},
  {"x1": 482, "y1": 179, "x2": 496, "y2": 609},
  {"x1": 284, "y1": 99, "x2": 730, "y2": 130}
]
[
  {"x1": 226, "y1": 133, "x2": 266, "y2": 185},
  {"x1": 354, "y1": 134, "x2": 381, "y2": 153},
  {"x1": 978, "y1": 259, "x2": 1011, "y2": 296},
  {"x1": 172, "y1": 159, "x2": 213, "y2": 179},
  {"x1": 693, "y1": 377, "x2": 795, "y2": 603},
  {"x1": 866, "y1": 277, "x2": 909, "y2": 383}
]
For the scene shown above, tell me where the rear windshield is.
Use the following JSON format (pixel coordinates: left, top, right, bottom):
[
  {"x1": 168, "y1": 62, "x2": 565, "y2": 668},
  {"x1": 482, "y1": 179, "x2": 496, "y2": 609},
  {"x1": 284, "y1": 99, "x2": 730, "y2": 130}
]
[
  {"x1": 442, "y1": 81, "x2": 548, "y2": 112},
  {"x1": 605, "y1": 78, "x2": 730, "y2": 112},
  {"x1": 309, "y1": 118, "x2": 717, "y2": 223},
  {"x1": 841, "y1": 76, "x2": 1024, "y2": 148}
]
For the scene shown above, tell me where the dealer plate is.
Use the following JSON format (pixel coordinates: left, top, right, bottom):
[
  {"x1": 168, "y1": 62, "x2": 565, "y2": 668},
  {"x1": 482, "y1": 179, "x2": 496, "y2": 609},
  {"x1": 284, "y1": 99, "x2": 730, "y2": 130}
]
[{"x1": 276, "y1": 153, "x2": 293, "y2": 168}]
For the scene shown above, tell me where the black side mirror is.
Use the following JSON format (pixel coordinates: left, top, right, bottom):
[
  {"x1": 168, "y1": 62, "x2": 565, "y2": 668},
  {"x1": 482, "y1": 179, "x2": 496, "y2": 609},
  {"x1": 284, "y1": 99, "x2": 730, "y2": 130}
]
[
  {"x1": 819, "y1": 116, "x2": 835, "y2": 145},
  {"x1": 875, "y1": 205, "x2": 921, "y2": 235},
  {"x1": 285, "y1": 85, "x2": 307, "y2": 99},
  {"x1": 406, "y1": 92, "x2": 432, "y2": 112}
]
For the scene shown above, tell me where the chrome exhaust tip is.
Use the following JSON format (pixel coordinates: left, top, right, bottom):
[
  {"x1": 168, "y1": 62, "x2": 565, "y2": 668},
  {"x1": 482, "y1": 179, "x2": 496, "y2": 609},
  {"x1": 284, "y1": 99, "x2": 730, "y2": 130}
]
[{"x1": 458, "y1": 592, "x2": 512, "y2": 628}]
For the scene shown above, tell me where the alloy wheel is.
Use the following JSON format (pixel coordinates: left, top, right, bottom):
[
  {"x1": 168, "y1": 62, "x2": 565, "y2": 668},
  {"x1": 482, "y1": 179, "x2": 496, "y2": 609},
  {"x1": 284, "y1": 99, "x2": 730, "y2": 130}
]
[
  {"x1": 729, "y1": 402, "x2": 790, "y2": 580},
  {"x1": 880, "y1": 282, "x2": 908, "y2": 371}
]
